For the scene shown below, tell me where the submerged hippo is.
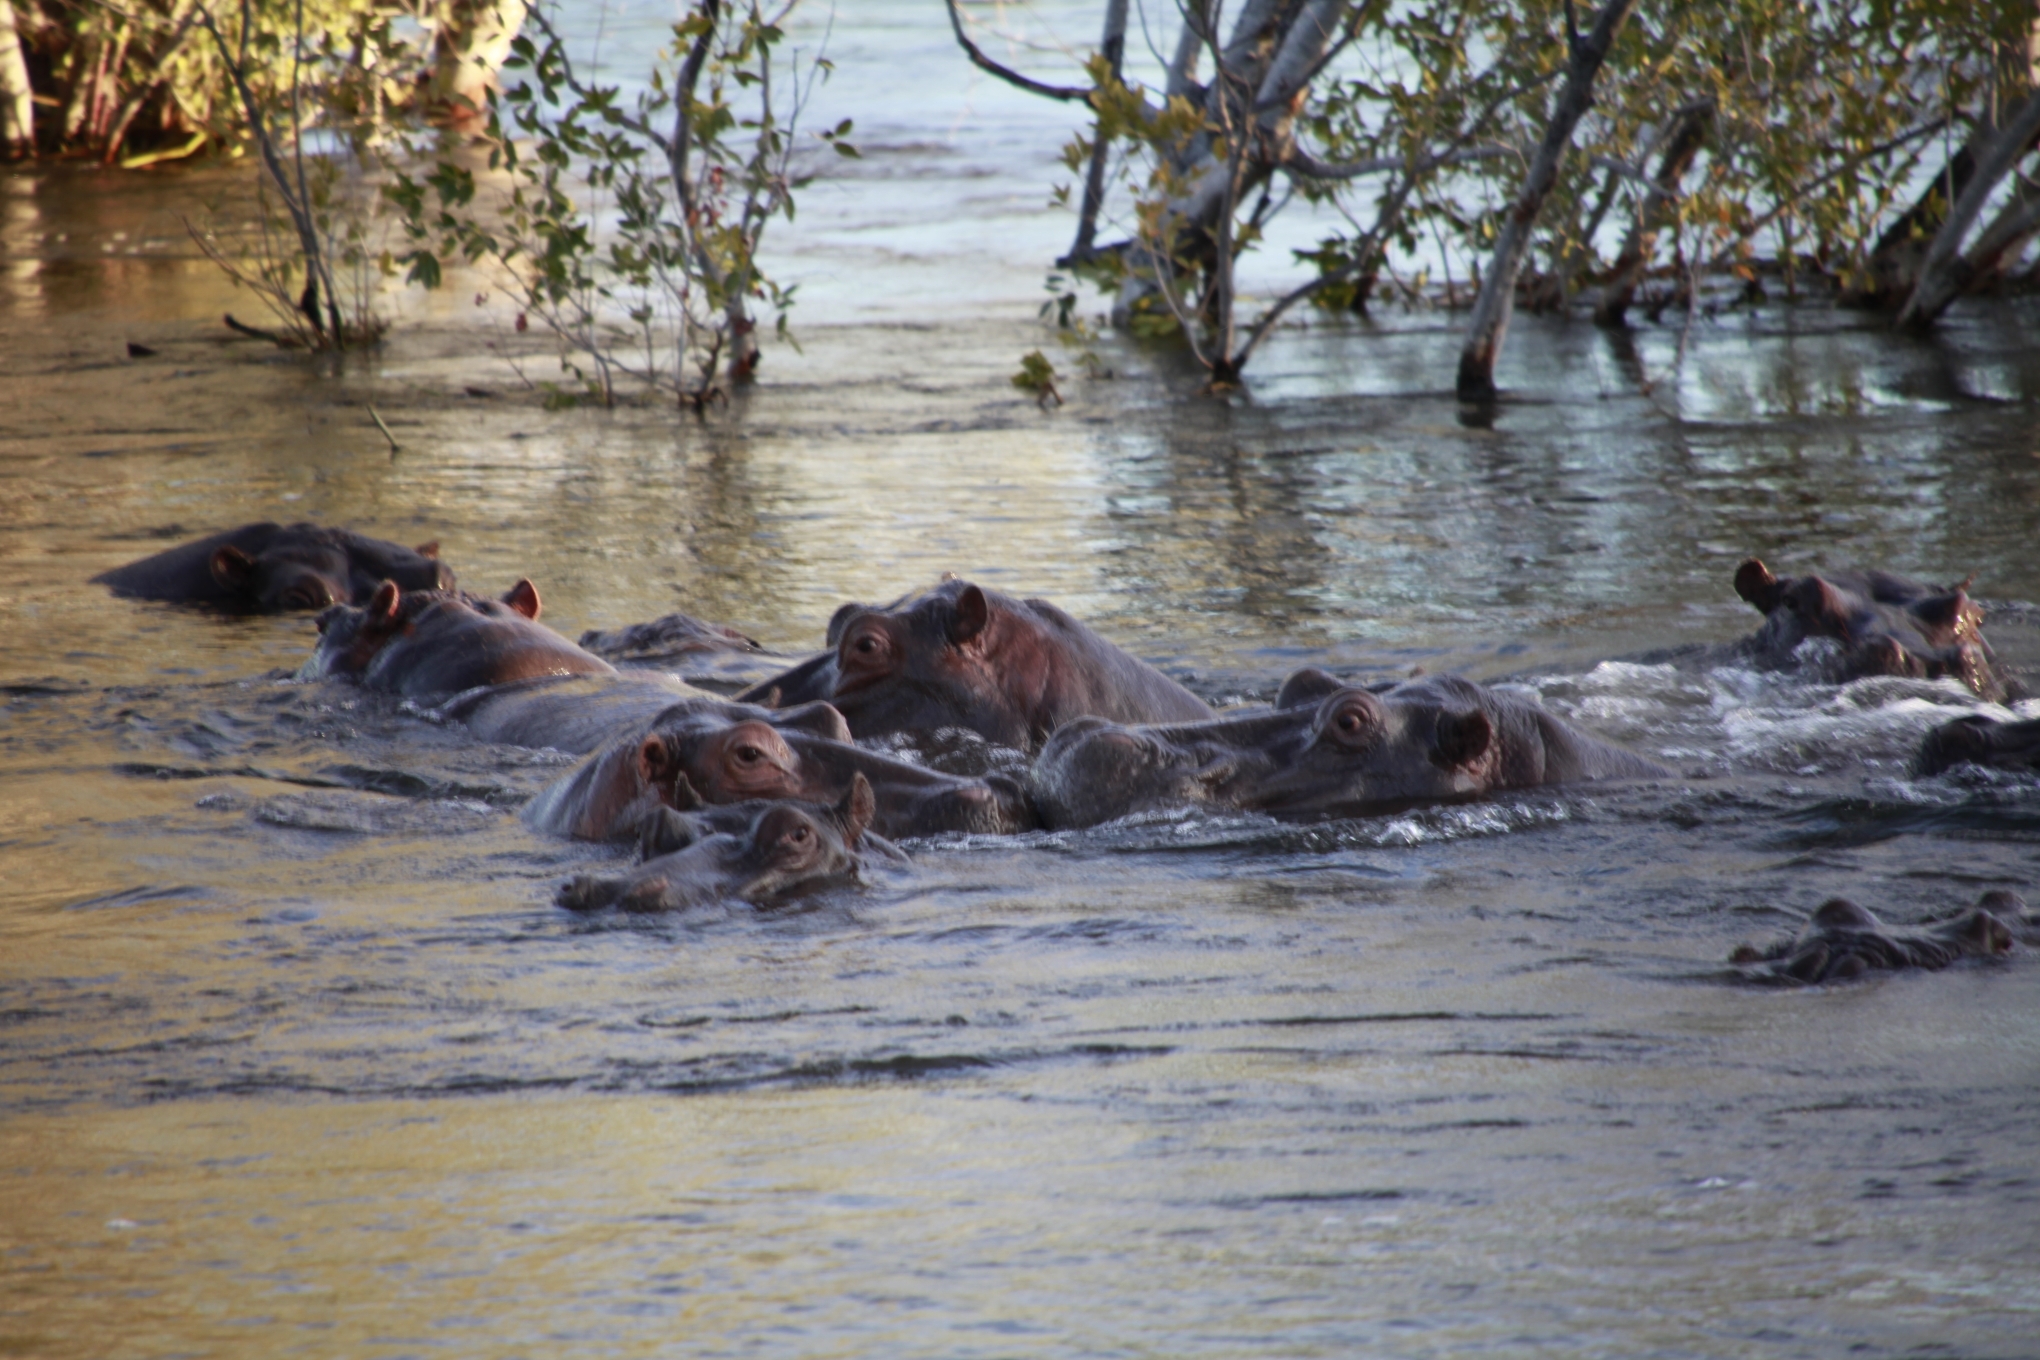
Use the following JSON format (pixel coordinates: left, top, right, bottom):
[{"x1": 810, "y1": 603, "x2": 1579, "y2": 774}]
[
  {"x1": 557, "y1": 777, "x2": 882, "y2": 913},
  {"x1": 95, "y1": 521, "x2": 453, "y2": 610},
  {"x1": 523, "y1": 695, "x2": 1034, "y2": 843},
  {"x1": 1732, "y1": 558, "x2": 2014, "y2": 700},
  {"x1": 301, "y1": 578, "x2": 615, "y2": 698},
  {"x1": 1028, "y1": 667, "x2": 1669, "y2": 828},
  {"x1": 578, "y1": 610, "x2": 769, "y2": 664},
  {"x1": 1915, "y1": 714, "x2": 2040, "y2": 778},
  {"x1": 1729, "y1": 891, "x2": 2030, "y2": 984},
  {"x1": 736, "y1": 578, "x2": 1213, "y2": 750}
]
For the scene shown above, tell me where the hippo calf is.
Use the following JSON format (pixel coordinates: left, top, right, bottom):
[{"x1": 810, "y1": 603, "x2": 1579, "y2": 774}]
[
  {"x1": 95, "y1": 521, "x2": 453, "y2": 610},
  {"x1": 302, "y1": 578, "x2": 615, "y2": 698},
  {"x1": 557, "y1": 777, "x2": 881, "y2": 913},
  {"x1": 1730, "y1": 891, "x2": 2030, "y2": 984},
  {"x1": 738, "y1": 578, "x2": 1213, "y2": 751},
  {"x1": 1732, "y1": 558, "x2": 2014, "y2": 701},
  {"x1": 1028, "y1": 668, "x2": 1669, "y2": 829},
  {"x1": 1915, "y1": 714, "x2": 2040, "y2": 778},
  {"x1": 523, "y1": 695, "x2": 1034, "y2": 843}
]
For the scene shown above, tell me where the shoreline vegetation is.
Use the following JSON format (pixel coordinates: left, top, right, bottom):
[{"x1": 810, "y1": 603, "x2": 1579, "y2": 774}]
[{"x1": 5, "y1": 1, "x2": 2040, "y2": 403}]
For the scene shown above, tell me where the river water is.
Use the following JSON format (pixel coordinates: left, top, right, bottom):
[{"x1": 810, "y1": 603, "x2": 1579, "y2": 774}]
[{"x1": 4, "y1": 4, "x2": 2040, "y2": 1356}]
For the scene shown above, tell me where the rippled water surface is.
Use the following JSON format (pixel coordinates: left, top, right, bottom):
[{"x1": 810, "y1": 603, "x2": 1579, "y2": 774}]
[{"x1": 5, "y1": 5, "x2": 2040, "y2": 1356}]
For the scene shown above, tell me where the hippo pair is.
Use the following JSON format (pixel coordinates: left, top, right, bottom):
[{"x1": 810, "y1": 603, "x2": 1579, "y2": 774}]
[
  {"x1": 1731, "y1": 557, "x2": 2018, "y2": 702},
  {"x1": 96, "y1": 522, "x2": 453, "y2": 611}
]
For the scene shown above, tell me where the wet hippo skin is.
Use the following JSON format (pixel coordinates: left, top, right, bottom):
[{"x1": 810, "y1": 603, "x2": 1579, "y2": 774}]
[
  {"x1": 94, "y1": 522, "x2": 454, "y2": 610},
  {"x1": 300, "y1": 578, "x2": 615, "y2": 698},
  {"x1": 1733, "y1": 558, "x2": 2016, "y2": 701},
  {"x1": 1730, "y1": 891, "x2": 2030, "y2": 983},
  {"x1": 1915, "y1": 714, "x2": 2040, "y2": 777},
  {"x1": 523, "y1": 696, "x2": 1035, "y2": 843},
  {"x1": 1028, "y1": 667, "x2": 1669, "y2": 829},
  {"x1": 556, "y1": 777, "x2": 880, "y2": 913},
  {"x1": 738, "y1": 578, "x2": 1214, "y2": 750}
]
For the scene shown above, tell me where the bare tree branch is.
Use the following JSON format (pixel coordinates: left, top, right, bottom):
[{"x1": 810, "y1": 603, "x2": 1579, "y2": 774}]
[{"x1": 944, "y1": 0, "x2": 1091, "y2": 102}]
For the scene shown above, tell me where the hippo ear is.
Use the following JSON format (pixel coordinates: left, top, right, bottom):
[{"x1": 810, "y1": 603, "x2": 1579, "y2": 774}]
[
  {"x1": 1276, "y1": 668, "x2": 1345, "y2": 709},
  {"x1": 414, "y1": 540, "x2": 440, "y2": 559},
  {"x1": 1810, "y1": 897, "x2": 1878, "y2": 930},
  {"x1": 775, "y1": 701, "x2": 853, "y2": 742},
  {"x1": 1432, "y1": 710, "x2": 1492, "y2": 769},
  {"x1": 824, "y1": 603, "x2": 865, "y2": 647},
  {"x1": 1910, "y1": 591, "x2": 1971, "y2": 642},
  {"x1": 501, "y1": 578, "x2": 542, "y2": 619},
  {"x1": 637, "y1": 735, "x2": 672, "y2": 786},
  {"x1": 1733, "y1": 558, "x2": 1783, "y2": 613},
  {"x1": 368, "y1": 579, "x2": 402, "y2": 622},
  {"x1": 949, "y1": 585, "x2": 989, "y2": 645},
  {"x1": 210, "y1": 544, "x2": 258, "y2": 593},
  {"x1": 638, "y1": 805, "x2": 703, "y2": 859},
  {"x1": 837, "y1": 772, "x2": 876, "y2": 842}
]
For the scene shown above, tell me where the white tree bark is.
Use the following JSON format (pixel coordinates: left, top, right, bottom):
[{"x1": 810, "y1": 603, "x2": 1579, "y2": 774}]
[
  {"x1": 1896, "y1": 85, "x2": 2040, "y2": 330},
  {"x1": 428, "y1": 0, "x2": 530, "y2": 129},
  {"x1": 1, "y1": 0, "x2": 38, "y2": 158}
]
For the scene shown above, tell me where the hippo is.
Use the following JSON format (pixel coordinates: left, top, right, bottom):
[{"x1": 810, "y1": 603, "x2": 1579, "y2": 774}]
[
  {"x1": 431, "y1": 673, "x2": 735, "y2": 755},
  {"x1": 1915, "y1": 714, "x2": 2040, "y2": 777},
  {"x1": 1732, "y1": 558, "x2": 2015, "y2": 701},
  {"x1": 1028, "y1": 667, "x2": 1669, "y2": 828},
  {"x1": 578, "y1": 608, "x2": 799, "y2": 693},
  {"x1": 523, "y1": 695, "x2": 1036, "y2": 843},
  {"x1": 578, "y1": 610, "x2": 768, "y2": 664},
  {"x1": 736, "y1": 578, "x2": 1214, "y2": 751},
  {"x1": 94, "y1": 522, "x2": 454, "y2": 610},
  {"x1": 300, "y1": 578, "x2": 615, "y2": 698},
  {"x1": 1729, "y1": 891, "x2": 2030, "y2": 984},
  {"x1": 557, "y1": 777, "x2": 881, "y2": 913}
]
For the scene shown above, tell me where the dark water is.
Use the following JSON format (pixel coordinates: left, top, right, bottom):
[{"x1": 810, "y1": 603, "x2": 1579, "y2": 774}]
[{"x1": 5, "y1": 5, "x2": 2040, "y2": 1355}]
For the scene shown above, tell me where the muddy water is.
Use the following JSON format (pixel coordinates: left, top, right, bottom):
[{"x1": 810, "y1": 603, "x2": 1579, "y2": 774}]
[{"x1": 6, "y1": 5, "x2": 2040, "y2": 1356}]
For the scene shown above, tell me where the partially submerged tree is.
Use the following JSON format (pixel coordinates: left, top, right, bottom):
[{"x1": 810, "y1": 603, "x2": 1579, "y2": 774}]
[
  {"x1": 952, "y1": 0, "x2": 2040, "y2": 397},
  {"x1": 391, "y1": 0, "x2": 845, "y2": 404},
  {"x1": 0, "y1": 0, "x2": 524, "y2": 165}
]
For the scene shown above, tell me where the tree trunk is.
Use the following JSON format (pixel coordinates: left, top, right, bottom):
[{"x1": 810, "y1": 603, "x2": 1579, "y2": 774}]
[
  {"x1": 1065, "y1": 0, "x2": 1129, "y2": 263},
  {"x1": 427, "y1": 0, "x2": 529, "y2": 130},
  {"x1": 1897, "y1": 85, "x2": 2040, "y2": 330},
  {"x1": 1594, "y1": 99, "x2": 1711, "y2": 327},
  {"x1": 1457, "y1": 0, "x2": 1638, "y2": 403},
  {"x1": 1110, "y1": 0, "x2": 1349, "y2": 326},
  {"x1": 1849, "y1": 139, "x2": 1980, "y2": 308},
  {"x1": 0, "y1": 0, "x2": 33, "y2": 158}
]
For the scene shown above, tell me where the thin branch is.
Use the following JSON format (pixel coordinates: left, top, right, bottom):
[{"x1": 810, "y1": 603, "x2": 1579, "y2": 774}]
[
  {"x1": 944, "y1": 0, "x2": 1091, "y2": 102},
  {"x1": 1284, "y1": 142, "x2": 1511, "y2": 181},
  {"x1": 1702, "y1": 116, "x2": 1947, "y2": 272}
]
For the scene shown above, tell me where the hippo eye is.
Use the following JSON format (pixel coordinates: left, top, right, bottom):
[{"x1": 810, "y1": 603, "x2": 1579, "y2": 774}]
[
  {"x1": 788, "y1": 825, "x2": 810, "y2": 844},
  {"x1": 734, "y1": 743, "x2": 765, "y2": 764}
]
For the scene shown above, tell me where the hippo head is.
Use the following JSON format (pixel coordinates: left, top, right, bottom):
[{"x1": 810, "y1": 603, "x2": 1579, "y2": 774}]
[
  {"x1": 212, "y1": 531, "x2": 449, "y2": 611},
  {"x1": 302, "y1": 578, "x2": 543, "y2": 682},
  {"x1": 814, "y1": 579, "x2": 1040, "y2": 746},
  {"x1": 558, "y1": 775, "x2": 876, "y2": 913},
  {"x1": 1734, "y1": 558, "x2": 1998, "y2": 696},
  {"x1": 1031, "y1": 669, "x2": 1503, "y2": 827},
  {"x1": 635, "y1": 701, "x2": 857, "y2": 808},
  {"x1": 1915, "y1": 714, "x2": 2040, "y2": 778}
]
